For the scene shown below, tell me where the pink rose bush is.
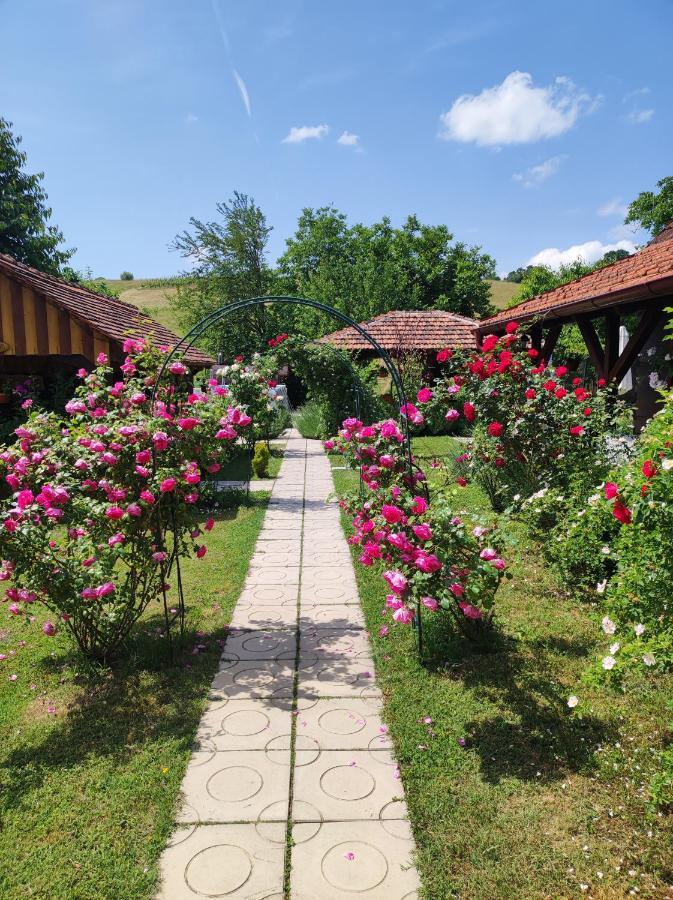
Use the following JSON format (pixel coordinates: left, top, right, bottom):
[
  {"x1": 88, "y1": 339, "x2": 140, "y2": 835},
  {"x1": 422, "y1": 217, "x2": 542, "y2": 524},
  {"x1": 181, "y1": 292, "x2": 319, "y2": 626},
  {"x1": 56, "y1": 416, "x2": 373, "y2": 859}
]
[
  {"x1": 0, "y1": 339, "x2": 250, "y2": 661},
  {"x1": 327, "y1": 417, "x2": 506, "y2": 637},
  {"x1": 214, "y1": 351, "x2": 288, "y2": 442}
]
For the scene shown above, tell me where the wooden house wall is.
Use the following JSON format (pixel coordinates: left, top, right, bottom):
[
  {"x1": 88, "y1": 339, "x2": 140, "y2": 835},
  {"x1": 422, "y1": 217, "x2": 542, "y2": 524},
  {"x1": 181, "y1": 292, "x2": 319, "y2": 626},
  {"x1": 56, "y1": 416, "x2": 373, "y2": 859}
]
[{"x1": 0, "y1": 273, "x2": 110, "y2": 364}]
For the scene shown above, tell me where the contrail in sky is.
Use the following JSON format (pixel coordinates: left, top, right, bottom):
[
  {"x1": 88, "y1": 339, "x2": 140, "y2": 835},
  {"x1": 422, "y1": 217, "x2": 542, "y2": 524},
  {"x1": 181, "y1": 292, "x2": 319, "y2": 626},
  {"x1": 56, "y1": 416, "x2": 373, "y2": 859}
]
[{"x1": 210, "y1": 0, "x2": 253, "y2": 119}]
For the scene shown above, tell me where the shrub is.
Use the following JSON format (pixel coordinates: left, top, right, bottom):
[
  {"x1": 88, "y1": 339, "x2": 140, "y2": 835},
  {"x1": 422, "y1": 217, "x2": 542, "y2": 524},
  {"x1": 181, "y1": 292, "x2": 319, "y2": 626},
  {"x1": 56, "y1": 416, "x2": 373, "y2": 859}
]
[
  {"x1": 294, "y1": 401, "x2": 324, "y2": 439},
  {"x1": 120, "y1": 271, "x2": 134, "y2": 280},
  {"x1": 0, "y1": 341, "x2": 250, "y2": 661},
  {"x1": 252, "y1": 442, "x2": 270, "y2": 478},
  {"x1": 327, "y1": 417, "x2": 506, "y2": 638},
  {"x1": 590, "y1": 388, "x2": 673, "y2": 675}
]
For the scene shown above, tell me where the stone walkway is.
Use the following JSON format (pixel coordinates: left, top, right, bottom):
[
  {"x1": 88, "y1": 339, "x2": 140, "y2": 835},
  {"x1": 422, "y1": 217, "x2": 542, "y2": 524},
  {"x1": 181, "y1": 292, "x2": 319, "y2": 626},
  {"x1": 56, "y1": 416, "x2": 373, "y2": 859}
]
[{"x1": 158, "y1": 431, "x2": 419, "y2": 899}]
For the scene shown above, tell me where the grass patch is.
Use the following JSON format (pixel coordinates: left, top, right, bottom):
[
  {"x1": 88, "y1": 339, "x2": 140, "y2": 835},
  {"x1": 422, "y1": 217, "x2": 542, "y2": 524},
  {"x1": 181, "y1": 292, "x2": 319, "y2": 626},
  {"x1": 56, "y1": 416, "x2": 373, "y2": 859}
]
[
  {"x1": 0, "y1": 494, "x2": 268, "y2": 899},
  {"x1": 332, "y1": 438, "x2": 673, "y2": 898},
  {"x1": 216, "y1": 442, "x2": 285, "y2": 482},
  {"x1": 105, "y1": 280, "x2": 182, "y2": 334},
  {"x1": 487, "y1": 279, "x2": 520, "y2": 311}
]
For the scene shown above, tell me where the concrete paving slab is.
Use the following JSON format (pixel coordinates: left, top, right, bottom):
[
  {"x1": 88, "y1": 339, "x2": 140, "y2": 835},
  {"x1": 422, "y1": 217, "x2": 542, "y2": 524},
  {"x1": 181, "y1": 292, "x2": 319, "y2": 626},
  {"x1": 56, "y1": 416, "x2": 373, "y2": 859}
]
[
  {"x1": 209, "y1": 660, "x2": 295, "y2": 700},
  {"x1": 176, "y1": 750, "x2": 290, "y2": 823},
  {"x1": 290, "y1": 819, "x2": 419, "y2": 899},
  {"x1": 158, "y1": 823, "x2": 285, "y2": 899},
  {"x1": 194, "y1": 699, "x2": 293, "y2": 752}
]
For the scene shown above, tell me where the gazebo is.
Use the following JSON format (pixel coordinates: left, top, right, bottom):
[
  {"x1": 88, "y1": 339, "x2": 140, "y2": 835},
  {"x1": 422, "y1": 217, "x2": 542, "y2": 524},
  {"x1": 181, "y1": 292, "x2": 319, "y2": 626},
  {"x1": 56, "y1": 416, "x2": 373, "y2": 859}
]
[
  {"x1": 479, "y1": 222, "x2": 673, "y2": 386},
  {"x1": 321, "y1": 309, "x2": 478, "y2": 360}
]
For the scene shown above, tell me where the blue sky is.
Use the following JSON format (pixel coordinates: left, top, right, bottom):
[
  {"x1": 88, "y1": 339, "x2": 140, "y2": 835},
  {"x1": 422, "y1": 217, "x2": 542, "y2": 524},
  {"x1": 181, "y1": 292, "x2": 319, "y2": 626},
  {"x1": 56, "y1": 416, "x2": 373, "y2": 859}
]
[{"x1": 1, "y1": 0, "x2": 671, "y2": 278}]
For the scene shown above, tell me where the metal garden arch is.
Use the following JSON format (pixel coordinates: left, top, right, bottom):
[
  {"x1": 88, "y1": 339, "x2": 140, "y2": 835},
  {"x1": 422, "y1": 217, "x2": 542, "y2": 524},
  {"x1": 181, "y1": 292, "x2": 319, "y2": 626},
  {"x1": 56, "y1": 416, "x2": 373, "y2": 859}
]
[{"x1": 150, "y1": 296, "x2": 424, "y2": 658}]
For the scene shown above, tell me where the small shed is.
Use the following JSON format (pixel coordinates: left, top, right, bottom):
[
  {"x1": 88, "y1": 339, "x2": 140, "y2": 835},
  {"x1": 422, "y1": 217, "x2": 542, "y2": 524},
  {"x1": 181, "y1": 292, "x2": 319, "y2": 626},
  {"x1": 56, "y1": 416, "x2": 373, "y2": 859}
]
[{"x1": 0, "y1": 253, "x2": 213, "y2": 386}]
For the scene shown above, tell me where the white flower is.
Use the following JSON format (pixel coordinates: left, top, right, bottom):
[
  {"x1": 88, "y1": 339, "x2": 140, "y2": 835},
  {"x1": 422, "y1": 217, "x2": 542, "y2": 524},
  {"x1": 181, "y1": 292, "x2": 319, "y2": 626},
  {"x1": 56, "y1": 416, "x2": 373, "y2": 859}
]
[
  {"x1": 643, "y1": 652, "x2": 656, "y2": 666},
  {"x1": 601, "y1": 546, "x2": 610, "y2": 555},
  {"x1": 634, "y1": 623, "x2": 646, "y2": 636},
  {"x1": 567, "y1": 695, "x2": 579, "y2": 708},
  {"x1": 662, "y1": 458, "x2": 673, "y2": 471},
  {"x1": 647, "y1": 347, "x2": 656, "y2": 357},
  {"x1": 649, "y1": 371, "x2": 665, "y2": 389},
  {"x1": 609, "y1": 642, "x2": 620, "y2": 655},
  {"x1": 596, "y1": 580, "x2": 607, "y2": 594},
  {"x1": 601, "y1": 615, "x2": 616, "y2": 635},
  {"x1": 587, "y1": 493, "x2": 601, "y2": 507},
  {"x1": 602, "y1": 655, "x2": 617, "y2": 670}
]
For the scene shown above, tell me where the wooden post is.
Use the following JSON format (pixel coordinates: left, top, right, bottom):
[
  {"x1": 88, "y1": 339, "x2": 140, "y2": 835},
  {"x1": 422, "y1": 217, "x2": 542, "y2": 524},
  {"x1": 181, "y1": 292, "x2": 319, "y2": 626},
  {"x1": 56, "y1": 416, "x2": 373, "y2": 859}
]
[
  {"x1": 604, "y1": 311, "x2": 620, "y2": 378},
  {"x1": 575, "y1": 317, "x2": 605, "y2": 375},
  {"x1": 609, "y1": 306, "x2": 664, "y2": 383},
  {"x1": 541, "y1": 322, "x2": 562, "y2": 362}
]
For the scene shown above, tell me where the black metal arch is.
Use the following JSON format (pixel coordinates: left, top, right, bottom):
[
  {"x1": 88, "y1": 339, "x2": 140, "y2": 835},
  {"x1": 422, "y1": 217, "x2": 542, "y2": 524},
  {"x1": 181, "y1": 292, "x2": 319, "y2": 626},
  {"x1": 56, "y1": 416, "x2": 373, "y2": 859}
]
[
  {"x1": 150, "y1": 295, "x2": 422, "y2": 658},
  {"x1": 151, "y1": 295, "x2": 414, "y2": 475}
]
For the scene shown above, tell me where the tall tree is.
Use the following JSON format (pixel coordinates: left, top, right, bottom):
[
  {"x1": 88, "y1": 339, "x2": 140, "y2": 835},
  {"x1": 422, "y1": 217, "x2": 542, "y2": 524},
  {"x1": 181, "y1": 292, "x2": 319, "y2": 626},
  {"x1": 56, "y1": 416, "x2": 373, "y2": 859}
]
[
  {"x1": 277, "y1": 207, "x2": 496, "y2": 336},
  {"x1": 625, "y1": 176, "x2": 673, "y2": 237},
  {"x1": 0, "y1": 117, "x2": 73, "y2": 273},
  {"x1": 170, "y1": 192, "x2": 286, "y2": 358}
]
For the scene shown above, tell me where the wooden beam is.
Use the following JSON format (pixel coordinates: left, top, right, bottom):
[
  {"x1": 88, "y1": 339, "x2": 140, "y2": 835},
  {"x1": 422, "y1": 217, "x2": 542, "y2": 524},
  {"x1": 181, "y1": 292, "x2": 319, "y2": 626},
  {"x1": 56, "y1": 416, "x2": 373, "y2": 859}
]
[
  {"x1": 609, "y1": 306, "x2": 664, "y2": 384},
  {"x1": 575, "y1": 317, "x2": 605, "y2": 375},
  {"x1": 541, "y1": 322, "x2": 562, "y2": 362},
  {"x1": 604, "y1": 310, "x2": 620, "y2": 375},
  {"x1": 529, "y1": 324, "x2": 543, "y2": 353}
]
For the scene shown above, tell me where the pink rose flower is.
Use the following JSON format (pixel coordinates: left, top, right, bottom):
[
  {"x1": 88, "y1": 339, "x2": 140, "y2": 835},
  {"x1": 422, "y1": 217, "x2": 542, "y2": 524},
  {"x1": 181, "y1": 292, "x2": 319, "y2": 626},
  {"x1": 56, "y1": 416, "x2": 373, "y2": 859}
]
[{"x1": 160, "y1": 478, "x2": 177, "y2": 493}]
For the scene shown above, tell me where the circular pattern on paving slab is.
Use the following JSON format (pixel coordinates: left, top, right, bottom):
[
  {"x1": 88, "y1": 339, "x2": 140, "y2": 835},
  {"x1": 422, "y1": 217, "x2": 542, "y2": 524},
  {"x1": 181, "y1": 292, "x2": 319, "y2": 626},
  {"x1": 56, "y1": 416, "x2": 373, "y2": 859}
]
[
  {"x1": 318, "y1": 706, "x2": 368, "y2": 736},
  {"x1": 321, "y1": 841, "x2": 388, "y2": 892},
  {"x1": 319, "y1": 765, "x2": 376, "y2": 801},
  {"x1": 184, "y1": 843, "x2": 252, "y2": 896},
  {"x1": 220, "y1": 707, "x2": 271, "y2": 737},
  {"x1": 206, "y1": 766, "x2": 263, "y2": 803}
]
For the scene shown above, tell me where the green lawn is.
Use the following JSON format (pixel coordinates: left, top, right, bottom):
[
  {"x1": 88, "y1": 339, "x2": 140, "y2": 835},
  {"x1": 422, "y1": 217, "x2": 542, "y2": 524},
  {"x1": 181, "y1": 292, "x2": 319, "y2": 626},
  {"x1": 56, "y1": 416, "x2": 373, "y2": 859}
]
[
  {"x1": 216, "y1": 441, "x2": 286, "y2": 482},
  {"x1": 0, "y1": 495, "x2": 268, "y2": 899},
  {"x1": 331, "y1": 437, "x2": 673, "y2": 899}
]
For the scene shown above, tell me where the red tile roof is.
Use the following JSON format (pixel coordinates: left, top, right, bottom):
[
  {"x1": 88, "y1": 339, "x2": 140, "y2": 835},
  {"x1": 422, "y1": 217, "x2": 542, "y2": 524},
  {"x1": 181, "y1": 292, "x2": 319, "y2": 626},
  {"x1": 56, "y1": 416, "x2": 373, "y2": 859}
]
[
  {"x1": 480, "y1": 222, "x2": 673, "y2": 333},
  {"x1": 0, "y1": 253, "x2": 213, "y2": 368},
  {"x1": 321, "y1": 309, "x2": 478, "y2": 351}
]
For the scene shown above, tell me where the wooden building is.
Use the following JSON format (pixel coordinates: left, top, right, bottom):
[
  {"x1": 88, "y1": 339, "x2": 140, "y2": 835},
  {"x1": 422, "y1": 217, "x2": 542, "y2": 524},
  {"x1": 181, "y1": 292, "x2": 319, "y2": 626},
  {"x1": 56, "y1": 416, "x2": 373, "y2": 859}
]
[
  {"x1": 478, "y1": 221, "x2": 673, "y2": 426},
  {"x1": 0, "y1": 253, "x2": 213, "y2": 387}
]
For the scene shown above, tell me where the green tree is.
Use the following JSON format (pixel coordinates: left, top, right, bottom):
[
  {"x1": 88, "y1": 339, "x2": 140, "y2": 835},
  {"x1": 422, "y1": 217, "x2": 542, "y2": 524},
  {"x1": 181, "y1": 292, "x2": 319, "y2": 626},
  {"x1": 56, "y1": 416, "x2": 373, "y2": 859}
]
[
  {"x1": 170, "y1": 192, "x2": 287, "y2": 358},
  {"x1": 625, "y1": 176, "x2": 673, "y2": 237},
  {"x1": 278, "y1": 207, "x2": 496, "y2": 336},
  {"x1": 120, "y1": 270, "x2": 134, "y2": 280},
  {"x1": 0, "y1": 117, "x2": 73, "y2": 274}
]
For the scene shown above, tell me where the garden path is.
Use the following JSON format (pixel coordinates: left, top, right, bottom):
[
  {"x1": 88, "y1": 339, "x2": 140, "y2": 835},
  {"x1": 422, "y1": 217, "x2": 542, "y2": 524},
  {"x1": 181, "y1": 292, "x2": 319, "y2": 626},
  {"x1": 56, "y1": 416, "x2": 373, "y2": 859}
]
[{"x1": 158, "y1": 430, "x2": 419, "y2": 899}]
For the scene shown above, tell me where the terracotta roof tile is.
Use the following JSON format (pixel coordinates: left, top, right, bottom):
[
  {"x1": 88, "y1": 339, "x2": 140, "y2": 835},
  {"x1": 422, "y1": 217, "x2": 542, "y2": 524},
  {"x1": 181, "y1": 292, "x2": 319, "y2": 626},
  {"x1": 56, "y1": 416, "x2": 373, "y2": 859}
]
[
  {"x1": 321, "y1": 310, "x2": 478, "y2": 351},
  {"x1": 480, "y1": 222, "x2": 673, "y2": 332},
  {"x1": 0, "y1": 253, "x2": 213, "y2": 368}
]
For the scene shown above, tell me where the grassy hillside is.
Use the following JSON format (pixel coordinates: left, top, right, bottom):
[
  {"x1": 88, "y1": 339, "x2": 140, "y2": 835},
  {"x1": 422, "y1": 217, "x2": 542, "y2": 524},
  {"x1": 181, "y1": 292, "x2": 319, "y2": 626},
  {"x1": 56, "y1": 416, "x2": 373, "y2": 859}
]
[
  {"x1": 487, "y1": 278, "x2": 520, "y2": 311},
  {"x1": 105, "y1": 279, "x2": 182, "y2": 334},
  {"x1": 107, "y1": 277, "x2": 520, "y2": 336}
]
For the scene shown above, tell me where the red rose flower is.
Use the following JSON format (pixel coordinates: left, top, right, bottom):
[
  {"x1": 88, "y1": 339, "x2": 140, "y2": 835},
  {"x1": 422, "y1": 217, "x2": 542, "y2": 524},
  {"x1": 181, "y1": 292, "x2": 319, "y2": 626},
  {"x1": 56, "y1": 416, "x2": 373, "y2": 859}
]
[
  {"x1": 527, "y1": 348, "x2": 539, "y2": 358},
  {"x1": 612, "y1": 500, "x2": 632, "y2": 524},
  {"x1": 525, "y1": 388, "x2": 536, "y2": 400},
  {"x1": 569, "y1": 425, "x2": 584, "y2": 436},
  {"x1": 604, "y1": 482, "x2": 619, "y2": 499},
  {"x1": 481, "y1": 335, "x2": 499, "y2": 352},
  {"x1": 505, "y1": 321, "x2": 519, "y2": 334},
  {"x1": 487, "y1": 421, "x2": 503, "y2": 437},
  {"x1": 642, "y1": 459, "x2": 657, "y2": 479},
  {"x1": 463, "y1": 402, "x2": 476, "y2": 422}
]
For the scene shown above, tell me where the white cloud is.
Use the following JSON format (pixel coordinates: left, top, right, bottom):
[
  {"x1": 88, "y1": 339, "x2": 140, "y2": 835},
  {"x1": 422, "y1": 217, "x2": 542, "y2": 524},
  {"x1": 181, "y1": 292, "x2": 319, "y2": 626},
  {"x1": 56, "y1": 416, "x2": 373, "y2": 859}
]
[
  {"x1": 623, "y1": 86, "x2": 650, "y2": 103},
  {"x1": 185, "y1": 112, "x2": 199, "y2": 124},
  {"x1": 513, "y1": 155, "x2": 565, "y2": 188},
  {"x1": 282, "y1": 124, "x2": 329, "y2": 144},
  {"x1": 527, "y1": 239, "x2": 636, "y2": 269},
  {"x1": 626, "y1": 108, "x2": 654, "y2": 124},
  {"x1": 439, "y1": 71, "x2": 598, "y2": 146},
  {"x1": 233, "y1": 69, "x2": 251, "y2": 118},
  {"x1": 337, "y1": 130, "x2": 360, "y2": 147},
  {"x1": 597, "y1": 197, "x2": 627, "y2": 217}
]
